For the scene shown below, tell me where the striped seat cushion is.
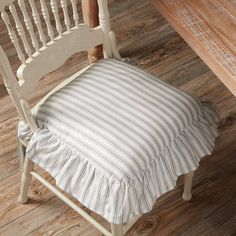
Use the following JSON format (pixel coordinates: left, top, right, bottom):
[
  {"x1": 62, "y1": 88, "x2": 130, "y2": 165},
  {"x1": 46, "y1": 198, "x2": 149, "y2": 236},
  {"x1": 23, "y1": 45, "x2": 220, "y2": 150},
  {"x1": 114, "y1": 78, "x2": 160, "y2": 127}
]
[{"x1": 18, "y1": 59, "x2": 219, "y2": 224}]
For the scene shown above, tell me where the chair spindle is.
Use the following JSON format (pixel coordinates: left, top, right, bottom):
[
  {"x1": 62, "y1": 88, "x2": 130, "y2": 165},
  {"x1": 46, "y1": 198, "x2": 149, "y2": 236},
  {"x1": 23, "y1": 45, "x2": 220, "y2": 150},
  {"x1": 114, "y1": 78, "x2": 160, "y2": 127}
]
[
  {"x1": 18, "y1": 0, "x2": 39, "y2": 53},
  {"x1": 9, "y1": 4, "x2": 32, "y2": 60},
  {"x1": 40, "y1": 0, "x2": 54, "y2": 42},
  {"x1": 50, "y1": 0, "x2": 63, "y2": 37},
  {"x1": 60, "y1": 0, "x2": 71, "y2": 32},
  {"x1": 71, "y1": 0, "x2": 79, "y2": 27},
  {"x1": 29, "y1": 0, "x2": 47, "y2": 47},
  {"x1": 1, "y1": 9, "x2": 26, "y2": 64}
]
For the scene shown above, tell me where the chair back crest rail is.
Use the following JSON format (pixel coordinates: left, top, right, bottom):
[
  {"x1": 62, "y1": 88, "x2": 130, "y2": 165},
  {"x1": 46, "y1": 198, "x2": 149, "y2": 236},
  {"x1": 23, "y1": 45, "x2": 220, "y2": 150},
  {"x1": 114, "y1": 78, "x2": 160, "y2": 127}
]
[{"x1": 0, "y1": 0, "x2": 118, "y2": 130}]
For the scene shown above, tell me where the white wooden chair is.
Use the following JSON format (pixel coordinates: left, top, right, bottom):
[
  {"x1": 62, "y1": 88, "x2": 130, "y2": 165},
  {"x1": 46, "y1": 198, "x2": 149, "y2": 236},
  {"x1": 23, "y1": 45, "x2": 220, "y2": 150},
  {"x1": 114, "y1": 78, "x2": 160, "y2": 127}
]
[{"x1": 0, "y1": 1, "x2": 218, "y2": 235}]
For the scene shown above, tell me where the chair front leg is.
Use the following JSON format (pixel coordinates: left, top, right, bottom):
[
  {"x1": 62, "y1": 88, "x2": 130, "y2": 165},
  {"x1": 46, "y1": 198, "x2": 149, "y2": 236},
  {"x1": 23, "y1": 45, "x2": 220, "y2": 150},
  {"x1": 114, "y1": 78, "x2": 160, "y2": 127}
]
[
  {"x1": 18, "y1": 156, "x2": 34, "y2": 204},
  {"x1": 182, "y1": 171, "x2": 194, "y2": 201},
  {"x1": 17, "y1": 137, "x2": 26, "y2": 170},
  {"x1": 111, "y1": 224, "x2": 123, "y2": 236}
]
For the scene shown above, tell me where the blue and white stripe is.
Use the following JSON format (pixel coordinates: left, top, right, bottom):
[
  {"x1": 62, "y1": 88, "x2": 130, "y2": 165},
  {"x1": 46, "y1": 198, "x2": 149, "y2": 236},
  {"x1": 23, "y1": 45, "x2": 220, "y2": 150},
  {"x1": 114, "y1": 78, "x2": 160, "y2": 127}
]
[{"x1": 18, "y1": 59, "x2": 219, "y2": 224}]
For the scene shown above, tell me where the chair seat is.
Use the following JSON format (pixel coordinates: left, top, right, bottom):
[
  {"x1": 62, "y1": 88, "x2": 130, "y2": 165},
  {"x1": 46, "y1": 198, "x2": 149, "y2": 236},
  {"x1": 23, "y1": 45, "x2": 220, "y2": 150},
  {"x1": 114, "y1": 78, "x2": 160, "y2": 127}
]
[{"x1": 18, "y1": 59, "x2": 219, "y2": 224}]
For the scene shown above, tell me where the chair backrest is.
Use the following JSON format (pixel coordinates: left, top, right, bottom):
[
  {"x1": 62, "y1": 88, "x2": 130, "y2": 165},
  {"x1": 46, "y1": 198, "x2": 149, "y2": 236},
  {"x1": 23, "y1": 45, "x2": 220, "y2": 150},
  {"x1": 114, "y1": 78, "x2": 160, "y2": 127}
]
[{"x1": 0, "y1": 0, "x2": 119, "y2": 130}]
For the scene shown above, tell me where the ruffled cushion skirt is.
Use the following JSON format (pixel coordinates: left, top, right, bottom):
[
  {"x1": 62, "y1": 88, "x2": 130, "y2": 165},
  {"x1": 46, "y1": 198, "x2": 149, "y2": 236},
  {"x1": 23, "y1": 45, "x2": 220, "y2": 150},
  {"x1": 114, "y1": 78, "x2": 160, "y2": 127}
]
[{"x1": 18, "y1": 59, "x2": 219, "y2": 224}]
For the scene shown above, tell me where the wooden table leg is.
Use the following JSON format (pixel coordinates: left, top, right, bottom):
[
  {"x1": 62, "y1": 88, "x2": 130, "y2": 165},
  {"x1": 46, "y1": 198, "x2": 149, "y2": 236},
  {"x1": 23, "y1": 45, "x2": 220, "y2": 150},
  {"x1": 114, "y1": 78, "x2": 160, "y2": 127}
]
[{"x1": 82, "y1": 0, "x2": 103, "y2": 64}]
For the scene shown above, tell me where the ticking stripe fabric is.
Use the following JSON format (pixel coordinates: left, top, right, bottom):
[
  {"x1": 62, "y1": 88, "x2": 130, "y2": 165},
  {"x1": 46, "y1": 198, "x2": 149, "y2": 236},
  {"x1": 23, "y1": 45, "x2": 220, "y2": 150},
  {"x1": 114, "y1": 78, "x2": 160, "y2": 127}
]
[{"x1": 18, "y1": 59, "x2": 219, "y2": 224}]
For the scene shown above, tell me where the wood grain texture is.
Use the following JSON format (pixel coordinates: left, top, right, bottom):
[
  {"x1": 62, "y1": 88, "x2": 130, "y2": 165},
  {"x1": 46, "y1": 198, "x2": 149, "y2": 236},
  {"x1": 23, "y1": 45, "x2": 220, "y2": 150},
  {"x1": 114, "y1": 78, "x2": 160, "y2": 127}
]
[
  {"x1": 81, "y1": 0, "x2": 104, "y2": 63},
  {"x1": 0, "y1": 0, "x2": 236, "y2": 235},
  {"x1": 151, "y1": 0, "x2": 236, "y2": 96}
]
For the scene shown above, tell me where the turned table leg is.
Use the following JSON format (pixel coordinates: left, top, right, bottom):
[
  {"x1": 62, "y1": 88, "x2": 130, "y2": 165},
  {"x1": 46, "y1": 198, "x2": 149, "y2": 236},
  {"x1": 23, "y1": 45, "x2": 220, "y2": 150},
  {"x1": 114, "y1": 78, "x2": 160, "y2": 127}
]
[{"x1": 82, "y1": 0, "x2": 103, "y2": 63}]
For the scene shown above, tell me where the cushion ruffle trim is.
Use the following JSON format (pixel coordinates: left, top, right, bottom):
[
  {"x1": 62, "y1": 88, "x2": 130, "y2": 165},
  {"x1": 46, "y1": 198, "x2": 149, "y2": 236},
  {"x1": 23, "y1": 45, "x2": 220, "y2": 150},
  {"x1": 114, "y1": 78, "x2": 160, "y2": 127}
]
[{"x1": 18, "y1": 101, "x2": 219, "y2": 224}]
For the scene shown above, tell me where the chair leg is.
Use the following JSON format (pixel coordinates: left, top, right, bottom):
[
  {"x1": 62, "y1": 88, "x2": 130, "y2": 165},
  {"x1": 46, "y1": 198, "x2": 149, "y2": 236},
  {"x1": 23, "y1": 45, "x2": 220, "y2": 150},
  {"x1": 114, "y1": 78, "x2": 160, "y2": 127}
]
[
  {"x1": 18, "y1": 156, "x2": 34, "y2": 204},
  {"x1": 111, "y1": 224, "x2": 123, "y2": 236},
  {"x1": 17, "y1": 137, "x2": 26, "y2": 170},
  {"x1": 182, "y1": 171, "x2": 194, "y2": 201},
  {"x1": 109, "y1": 31, "x2": 121, "y2": 60}
]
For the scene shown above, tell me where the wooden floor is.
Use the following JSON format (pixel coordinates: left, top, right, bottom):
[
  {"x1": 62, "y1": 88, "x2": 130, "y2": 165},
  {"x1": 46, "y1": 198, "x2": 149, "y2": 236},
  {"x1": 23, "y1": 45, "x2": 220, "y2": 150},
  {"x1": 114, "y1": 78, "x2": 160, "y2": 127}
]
[{"x1": 0, "y1": 0, "x2": 236, "y2": 235}]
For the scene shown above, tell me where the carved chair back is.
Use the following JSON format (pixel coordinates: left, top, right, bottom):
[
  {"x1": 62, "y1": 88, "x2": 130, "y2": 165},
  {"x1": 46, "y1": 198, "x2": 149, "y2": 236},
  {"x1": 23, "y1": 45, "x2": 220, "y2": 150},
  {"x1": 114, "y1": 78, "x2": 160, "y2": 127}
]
[{"x1": 0, "y1": 0, "x2": 117, "y2": 130}]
